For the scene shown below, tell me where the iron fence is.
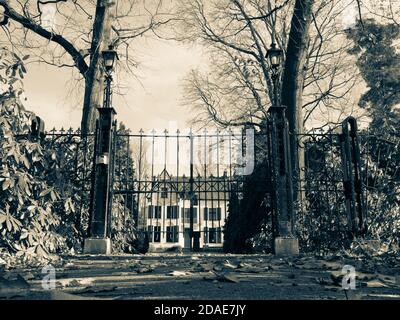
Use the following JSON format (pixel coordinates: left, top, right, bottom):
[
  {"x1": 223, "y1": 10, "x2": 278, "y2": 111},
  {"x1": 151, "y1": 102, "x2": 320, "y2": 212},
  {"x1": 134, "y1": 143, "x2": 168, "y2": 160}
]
[
  {"x1": 16, "y1": 128, "x2": 96, "y2": 237},
  {"x1": 18, "y1": 118, "x2": 400, "y2": 251},
  {"x1": 296, "y1": 129, "x2": 350, "y2": 250}
]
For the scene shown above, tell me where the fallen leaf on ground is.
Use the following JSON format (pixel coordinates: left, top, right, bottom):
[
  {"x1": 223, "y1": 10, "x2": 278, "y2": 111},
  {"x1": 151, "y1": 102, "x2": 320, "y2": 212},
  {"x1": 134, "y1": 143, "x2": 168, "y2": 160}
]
[
  {"x1": 217, "y1": 273, "x2": 240, "y2": 283},
  {"x1": 58, "y1": 278, "x2": 94, "y2": 287},
  {"x1": 223, "y1": 260, "x2": 238, "y2": 269},
  {"x1": 238, "y1": 262, "x2": 251, "y2": 268},
  {"x1": 366, "y1": 280, "x2": 388, "y2": 288},
  {"x1": 67, "y1": 279, "x2": 82, "y2": 287},
  {"x1": 168, "y1": 271, "x2": 187, "y2": 276}
]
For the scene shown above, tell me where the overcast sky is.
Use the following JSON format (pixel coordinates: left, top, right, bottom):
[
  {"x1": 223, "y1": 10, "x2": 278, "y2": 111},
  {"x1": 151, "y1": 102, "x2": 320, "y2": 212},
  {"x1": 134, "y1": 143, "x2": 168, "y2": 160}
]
[
  {"x1": 19, "y1": 0, "x2": 363, "y2": 133},
  {"x1": 23, "y1": 37, "x2": 207, "y2": 133}
]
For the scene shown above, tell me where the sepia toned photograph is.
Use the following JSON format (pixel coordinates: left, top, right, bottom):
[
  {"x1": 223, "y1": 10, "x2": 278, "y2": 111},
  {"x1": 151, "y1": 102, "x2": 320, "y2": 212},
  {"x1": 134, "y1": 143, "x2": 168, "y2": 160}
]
[{"x1": 0, "y1": 0, "x2": 399, "y2": 308}]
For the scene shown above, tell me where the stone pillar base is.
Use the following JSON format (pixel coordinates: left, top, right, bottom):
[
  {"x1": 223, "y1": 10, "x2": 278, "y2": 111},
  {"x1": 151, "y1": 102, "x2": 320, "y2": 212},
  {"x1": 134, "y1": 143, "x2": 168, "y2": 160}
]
[
  {"x1": 83, "y1": 238, "x2": 111, "y2": 255},
  {"x1": 274, "y1": 237, "x2": 299, "y2": 256}
]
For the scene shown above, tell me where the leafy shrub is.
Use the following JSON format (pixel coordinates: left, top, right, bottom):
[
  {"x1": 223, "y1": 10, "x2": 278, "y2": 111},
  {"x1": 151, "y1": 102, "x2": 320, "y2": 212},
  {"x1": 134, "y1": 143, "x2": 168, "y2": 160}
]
[
  {"x1": 361, "y1": 134, "x2": 400, "y2": 246},
  {"x1": 0, "y1": 48, "x2": 138, "y2": 265},
  {"x1": 0, "y1": 49, "x2": 67, "y2": 263}
]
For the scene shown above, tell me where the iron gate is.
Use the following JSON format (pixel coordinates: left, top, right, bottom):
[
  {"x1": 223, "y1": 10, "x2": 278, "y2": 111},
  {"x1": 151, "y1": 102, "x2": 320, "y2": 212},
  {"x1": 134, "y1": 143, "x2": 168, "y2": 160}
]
[
  {"x1": 105, "y1": 115, "x2": 370, "y2": 251},
  {"x1": 296, "y1": 117, "x2": 366, "y2": 250},
  {"x1": 110, "y1": 127, "x2": 269, "y2": 250}
]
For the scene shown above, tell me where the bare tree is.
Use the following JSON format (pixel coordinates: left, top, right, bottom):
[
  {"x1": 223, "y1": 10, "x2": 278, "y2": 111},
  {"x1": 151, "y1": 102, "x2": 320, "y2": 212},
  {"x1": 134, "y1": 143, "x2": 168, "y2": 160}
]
[
  {"x1": 178, "y1": 0, "x2": 360, "y2": 130},
  {"x1": 362, "y1": 0, "x2": 399, "y2": 26},
  {"x1": 175, "y1": 0, "x2": 366, "y2": 206},
  {"x1": 0, "y1": 0, "x2": 174, "y2": 134}
]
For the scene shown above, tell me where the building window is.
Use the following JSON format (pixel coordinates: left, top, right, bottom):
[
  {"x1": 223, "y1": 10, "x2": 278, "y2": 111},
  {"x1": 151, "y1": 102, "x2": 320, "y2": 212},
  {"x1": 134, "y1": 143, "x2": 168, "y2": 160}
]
[
  {"x1": 148, "y1": 205, "x2": 161, "y2": 219},
  {"x1": 161, "y1": 187, "x2": 168, "y2": 199},
  {"x1": 149, "y1": 226, "x2": 161, "y2": 243},
  {"x1": 204, "y1": 208, "x2": 221, "y2": 221},
  {"x1": 204, "y1": 227, "x2": 222, "y2": 244},
  {"x1": 183, "y1": 208, "x2": 198, "y2": 223},
  {"x1": 166, "y1": 226, "x2": 179, "y2": 243},
  {"x1": 167, "y1": 206, "x2": 179, "y2": 219}
]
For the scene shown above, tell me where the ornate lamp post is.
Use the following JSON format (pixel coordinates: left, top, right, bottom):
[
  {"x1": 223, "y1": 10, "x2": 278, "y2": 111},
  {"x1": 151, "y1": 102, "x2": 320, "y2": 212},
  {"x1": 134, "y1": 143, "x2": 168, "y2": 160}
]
[
  {"x1": 266, "y1": 42, "x2": 298, "y2": 255},
  {"x1": 84, "y1": 45, "x2": 119, "y2": 255},
  {"x1": 266, "y1": 42, "x2": 284, "y2": 108}
]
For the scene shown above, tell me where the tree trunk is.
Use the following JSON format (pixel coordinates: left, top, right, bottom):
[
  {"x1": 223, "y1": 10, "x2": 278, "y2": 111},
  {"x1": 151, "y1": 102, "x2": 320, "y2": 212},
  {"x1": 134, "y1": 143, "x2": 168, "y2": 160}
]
[
  {"x1": 281, "y1": 0, "x2": 314, "y2": 203},
  {"x1": 81, "y1": 0, "x2": 114, "y2": 136}
]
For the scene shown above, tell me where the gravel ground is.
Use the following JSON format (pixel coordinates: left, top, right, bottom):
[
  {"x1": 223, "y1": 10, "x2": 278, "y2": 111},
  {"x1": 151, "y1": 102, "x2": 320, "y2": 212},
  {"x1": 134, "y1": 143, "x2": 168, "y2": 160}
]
[{"x1": 1, "y1": 253, "x2": 400, "y2": 300}]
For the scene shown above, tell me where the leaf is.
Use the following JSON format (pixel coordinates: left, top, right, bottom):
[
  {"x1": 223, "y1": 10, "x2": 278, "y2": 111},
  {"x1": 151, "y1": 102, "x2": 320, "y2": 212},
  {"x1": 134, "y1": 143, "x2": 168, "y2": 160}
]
[
  {"x1": 2, "y1": 179, "x2": 11, "y2": 191},
  {"x1": 18, "y1": 175, "x2": 27, "y2": 192},
  {"x1": 22, "y1": 55, "x2": 30, "y2": 61},
  {"x1": 20, "y1": 231, "x2": 29, "y2": 240},
  {"x1": 39, "y1": 189, "x2": 51, "y2": 198},
  {"x1": 168, "y1": 271, "x2": 187, "y2": 276},
  {"x1": 35, "y1": 245, "x2": 48, "y2": 258},
  {"x1": 10, "y1": 215, "x2": 22, "y2": 231},
  {"x1": 21, "y1": 154, "x2": 30, "y2": 169},
  {"x1": 15, "y1": 250, "x2": 25, "y2": 258},
  {"x1": 366, "y1": 280, "x2": 388, "y2": 288},
  {"x1": 20, "y1": 63, "x2": 27, "y2": 73},
  {"x1": 50, "y1": 190, "x2": 58, "y2": 201},
  {"x1": 6, "y1": 218, "x2": 12, "y2": 232},
  {"x1": 64, "y1": 198, "x2": 75, "y2": 213},
  {"x1": 0, "y1": 213, "x2": 7, "y2": 224}
]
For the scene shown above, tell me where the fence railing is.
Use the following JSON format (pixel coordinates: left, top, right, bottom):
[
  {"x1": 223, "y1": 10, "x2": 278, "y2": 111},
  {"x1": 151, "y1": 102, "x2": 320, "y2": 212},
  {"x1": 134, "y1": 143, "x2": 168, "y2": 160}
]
[{"x1": 17, "y1": 122, "x2": 400, "y2": 251}]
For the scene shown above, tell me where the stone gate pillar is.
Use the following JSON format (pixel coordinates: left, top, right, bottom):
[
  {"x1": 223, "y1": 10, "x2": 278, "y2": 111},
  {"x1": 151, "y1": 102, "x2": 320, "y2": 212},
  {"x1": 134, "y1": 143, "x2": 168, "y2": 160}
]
[
  {"x1": 84, "y1": 106, "x2": 117, "y2": 254},
  {"x1": 268, "y1": 106, "x2": 299, "y2": 255}
]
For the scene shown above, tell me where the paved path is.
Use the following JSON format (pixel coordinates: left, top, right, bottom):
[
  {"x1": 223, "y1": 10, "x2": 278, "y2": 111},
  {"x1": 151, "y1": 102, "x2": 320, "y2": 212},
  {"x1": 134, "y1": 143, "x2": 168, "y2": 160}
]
[{"x1": 1, "y1": 253, "x2": 399, "y2": 300}]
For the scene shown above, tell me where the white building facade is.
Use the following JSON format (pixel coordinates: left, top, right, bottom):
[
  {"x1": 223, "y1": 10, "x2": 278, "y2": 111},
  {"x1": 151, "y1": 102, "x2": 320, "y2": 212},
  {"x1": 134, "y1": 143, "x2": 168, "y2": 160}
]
[{"x1": 138, "y1": 170, "x2": 229, "y2": 251}]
